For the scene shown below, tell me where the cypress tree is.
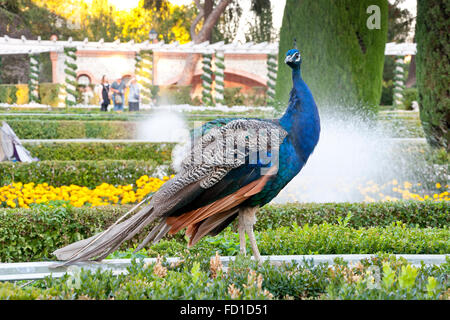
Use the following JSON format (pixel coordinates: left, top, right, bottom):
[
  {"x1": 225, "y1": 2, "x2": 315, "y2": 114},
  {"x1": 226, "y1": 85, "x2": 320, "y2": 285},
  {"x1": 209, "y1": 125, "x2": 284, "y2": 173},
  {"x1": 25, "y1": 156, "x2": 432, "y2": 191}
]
[
  {"x1": 275, "y1": 0, "x2": 388, "y2": 116},
  {"x1": 416, "y1": 0, "x2": 449, "y2": 151}
]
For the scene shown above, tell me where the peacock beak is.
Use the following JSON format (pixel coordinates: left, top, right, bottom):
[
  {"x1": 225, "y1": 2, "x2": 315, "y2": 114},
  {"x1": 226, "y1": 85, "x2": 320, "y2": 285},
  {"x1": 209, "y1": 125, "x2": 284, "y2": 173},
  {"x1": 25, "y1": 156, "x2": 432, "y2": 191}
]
[{"x1": 284, "y1": 54, "x2": 294, "y2": 64}]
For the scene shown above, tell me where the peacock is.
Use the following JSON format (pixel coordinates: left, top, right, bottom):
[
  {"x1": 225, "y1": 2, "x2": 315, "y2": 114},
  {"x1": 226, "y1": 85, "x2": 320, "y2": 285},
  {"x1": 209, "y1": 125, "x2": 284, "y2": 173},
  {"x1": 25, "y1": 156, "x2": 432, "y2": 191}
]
[{"x1": 53, "y1": 44, "x2": 321, "y2": 264}]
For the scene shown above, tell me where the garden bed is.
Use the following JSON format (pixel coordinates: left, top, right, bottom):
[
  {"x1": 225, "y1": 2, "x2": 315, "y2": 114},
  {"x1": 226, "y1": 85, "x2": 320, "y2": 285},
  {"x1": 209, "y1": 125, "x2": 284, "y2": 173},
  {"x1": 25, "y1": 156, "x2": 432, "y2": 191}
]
[
  {"x1": 0, "y1": 160, "x2": 169, "y2": 188},
  {"x1": 1, "y1": 254, "x2": 448, "y2": 300}
]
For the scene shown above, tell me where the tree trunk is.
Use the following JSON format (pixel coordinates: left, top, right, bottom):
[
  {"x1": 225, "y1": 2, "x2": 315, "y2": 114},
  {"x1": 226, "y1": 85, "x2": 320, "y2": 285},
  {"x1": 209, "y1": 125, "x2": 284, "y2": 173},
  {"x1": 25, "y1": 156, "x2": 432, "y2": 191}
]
[
  {"x1": 177, "y1": 0, "x2": 232, "y2": 85},
  {"x1": 405, "y1": 55, "x2": 416, "y2": 88}
]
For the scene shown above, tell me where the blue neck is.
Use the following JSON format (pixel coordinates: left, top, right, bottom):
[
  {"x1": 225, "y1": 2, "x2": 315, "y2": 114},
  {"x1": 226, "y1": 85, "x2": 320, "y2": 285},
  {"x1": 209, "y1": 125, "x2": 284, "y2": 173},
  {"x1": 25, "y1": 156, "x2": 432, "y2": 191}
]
[{"x1": 279, "y1": 66, "x2": 320, "y2": 160}]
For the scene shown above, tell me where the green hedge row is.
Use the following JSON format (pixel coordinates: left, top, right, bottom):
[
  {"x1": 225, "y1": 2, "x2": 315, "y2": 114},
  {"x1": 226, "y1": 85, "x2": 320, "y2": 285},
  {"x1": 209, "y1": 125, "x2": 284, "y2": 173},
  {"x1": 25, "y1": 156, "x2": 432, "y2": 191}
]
[
  {"x1": 256, "y1": 201, "x2": 449, "y2": 230},
  {"x1": 0, "y1": 82, "x2": 269, "y2": 107},
  {"x1": 0, "y1": 201, "x2": 448, "y2": 262},
  {"x1": 0, "y1": 160, "x2": 169, "y2": 188},
  {"x1": 2, "y1": 255, "x2": 448, "y2": 300},
  {"x1": 7, "y1": 120, "x2": 138, "y2": 139},
  {"x1": 23, "y1": 142, "x2": 174, "y2": 162}
]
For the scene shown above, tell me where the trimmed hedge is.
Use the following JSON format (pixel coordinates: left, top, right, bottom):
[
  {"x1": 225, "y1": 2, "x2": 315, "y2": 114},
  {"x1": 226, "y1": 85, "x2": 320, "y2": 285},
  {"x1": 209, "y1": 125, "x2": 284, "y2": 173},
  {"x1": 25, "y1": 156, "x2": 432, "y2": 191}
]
[
  {"x1": 0, "y1": 84, "x2": 18, "y2": 104},
  {"x1": 0, "y1": 160, "x2": 169, "y2": 188},
  {"x1": 7, "y1": 120, "x2": 138, "y2": 139},
  {"x1": 39, "y1": 83, "x2": 61, "y2": 107},
  {"x1": 23, "y1": 142, "x2": 174, "y2": 162},
  {"x1": 256, "y1": 201, "x2": 449, "y2": 230},
  {"x1": 0, "y1": 201, "x2": 448, "y2": 262}
]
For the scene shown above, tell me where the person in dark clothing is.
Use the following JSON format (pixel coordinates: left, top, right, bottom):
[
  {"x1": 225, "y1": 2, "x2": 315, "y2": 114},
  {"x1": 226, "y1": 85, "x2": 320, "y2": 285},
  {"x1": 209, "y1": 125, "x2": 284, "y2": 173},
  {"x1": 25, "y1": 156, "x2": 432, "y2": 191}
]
[
  {"x1": 111, "y1": 77, "x2": 125, "y2": 112},
  {"x1": 100, "y1": 75, "x2": 111, "y2": 112}
]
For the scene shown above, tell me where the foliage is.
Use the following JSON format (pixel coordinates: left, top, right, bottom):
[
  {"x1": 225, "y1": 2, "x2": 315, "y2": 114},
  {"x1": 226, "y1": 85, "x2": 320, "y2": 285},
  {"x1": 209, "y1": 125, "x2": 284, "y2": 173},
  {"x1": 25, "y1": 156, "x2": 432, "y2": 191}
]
[
  {"x1": 325, "y1": 256, "x2": 450, "y2": 300},
  {"x1": 224, "y1": 87, "x2": 267, "y2": 107},
  {"x1": 6, "y1": 119, "x2": 138, "y2": 139},
  {"x1": 0, "y1": 201, "x2": 449, "y2": 262},
  {"x1": 245, "y1": 0, "x2": 275, "y2": 43},
  {"x1": 255, "y1": 201, "x2": 449, "y2": 230},
  {"x1": 211, "y1": 1, "x2": 242, "y2": 43},
  {"x1": 403, "y1": 88, "x2": 418, "y2": 110},
  {"x1": 23, "y1": 142, "x2": 174, "y2": 162},
  {"x1": 380, "y1": 78, "x2": 394, "y2": 106},
  {"x1": 0, "y1": 160, "x2": 166, "y2": 188},
  {"x1": 157, "y1": 85, "x2": 192, "y2": 105},
  {"x1": 416, "y1": 0, "x2": 450, "y2": 151},
  {"x1": 14, "y1": 84, "x2": 29, "y2": 104},
  {"x1": 1, "y1": 255, "x2": 448, "y2": 300},
  {"x1": 0, "y1": 84, "x2": 18, "y2": 104},
  {"x1": 39, "y1": 83, "x2": 61, "y2": 107},
  {"x1": 276, "y1": 0, "x2": 388, "y2": 115}
]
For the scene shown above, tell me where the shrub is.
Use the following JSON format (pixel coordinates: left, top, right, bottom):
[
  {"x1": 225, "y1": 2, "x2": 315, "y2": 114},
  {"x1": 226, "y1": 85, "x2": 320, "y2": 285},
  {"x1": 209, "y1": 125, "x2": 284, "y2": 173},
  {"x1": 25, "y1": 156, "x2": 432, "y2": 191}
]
[
  {"x1": 15, "y1": 84, "x2": 29, "y2": 105},
  {"x1": 380, "y1": 80, "x2": 394, "y2": 106},
  {"x1": 39, "y1": 83, "x2": 61, "y2": 107},
  {"x1": 416, "y1": 0, "x2": 449, "y2": 151},
  {"x1": 224, "y1": 87, "x2": 267, "y2": 107},
  {"x1": 255, "y1": 201, "x2": 450, "y2": 230},
  {"x1": 403, "y1": 88, "x2": 418, "y2": 110},
  {"x1": 157, "y1": 85, "x2": 192, "y2": 105},
  {"x1": 6, "y1": 120, "x2": 138, "y2": 139},
  {"x1": 0, "y1": 201, "x2": 448, "y2": 262},
  {"x1": 0, "y1": 85, "x2": 18, "y2": 104},
  {"x1": 23, "y1": 142, "x2": 174, "y2": 162},
  {"x1": 1, "y1": 255, "x2": 448, "y2": 300},
  {"x1": 0, "y1": 160, "x2": 167, "y2": 188}
]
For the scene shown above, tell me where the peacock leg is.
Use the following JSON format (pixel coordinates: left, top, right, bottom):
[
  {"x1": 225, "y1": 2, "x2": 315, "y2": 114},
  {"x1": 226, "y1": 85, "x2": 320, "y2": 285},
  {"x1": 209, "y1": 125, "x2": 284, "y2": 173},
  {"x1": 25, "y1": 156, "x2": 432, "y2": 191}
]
[
  {"x1": 238, "y1": 213, "x2": 247, "y2": 255},
  {"x1": 239, "y1": 206, "x2": 261, "y2": 263}
]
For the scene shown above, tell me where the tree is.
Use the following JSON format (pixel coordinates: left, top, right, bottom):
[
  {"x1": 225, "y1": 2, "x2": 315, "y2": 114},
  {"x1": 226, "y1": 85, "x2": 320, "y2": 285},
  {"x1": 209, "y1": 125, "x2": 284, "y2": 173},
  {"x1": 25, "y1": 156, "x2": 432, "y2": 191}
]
[
  {"x1": 416, "y1": 0, "x2": 449, "y2": 151},
  {"x1": 245, "y1": 0, "x2": 274, "y2": 43},
  {"x1": 174, "y1": 0, "x2": 233, "y2": 85},
  {"x1": 211, "y1": 1, "x2": 242, "y2": 43},
  {"x1": 381, "y1": 0, "x2": 415, "y2": 105},
  {"x1": 275, "y1": 0, "x2": 388, "y2": 116}
]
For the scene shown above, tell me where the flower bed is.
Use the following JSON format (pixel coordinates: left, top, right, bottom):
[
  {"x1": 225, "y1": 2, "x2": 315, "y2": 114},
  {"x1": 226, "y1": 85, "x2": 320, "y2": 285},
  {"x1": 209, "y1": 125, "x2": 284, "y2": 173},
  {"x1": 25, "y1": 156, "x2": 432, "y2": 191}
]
[
  {"x1": 0, "y1": 161, "x2": 171, "y2": 189},
  {"x1": 0, "y1": 175, "x2": 171, "y2": 208}
]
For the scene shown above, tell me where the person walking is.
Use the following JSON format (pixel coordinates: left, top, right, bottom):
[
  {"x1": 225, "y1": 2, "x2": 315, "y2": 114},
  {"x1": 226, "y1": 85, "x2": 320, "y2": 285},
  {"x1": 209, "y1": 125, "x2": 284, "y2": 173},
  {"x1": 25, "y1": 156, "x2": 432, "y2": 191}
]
[
  {"x1": 111, "y1": 76, "x2": 125, "y2": 112},
  {"x1": 128, "y1": 78, "x2": 140, "y2": 111},
  {"x1": 100, "y1": 75, "x2": 110, "y2": 112}
]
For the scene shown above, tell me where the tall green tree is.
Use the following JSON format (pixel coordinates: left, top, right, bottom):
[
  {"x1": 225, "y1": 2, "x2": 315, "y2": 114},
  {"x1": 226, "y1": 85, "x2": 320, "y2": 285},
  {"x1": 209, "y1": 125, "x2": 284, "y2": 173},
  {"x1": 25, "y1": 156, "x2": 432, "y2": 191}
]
[
  {"x1": 275, "y1": 0, "x2": 388, "y2": 116},
  {"x1": 381, "y1": 0, "x2": 415, "y2": 105},
  {"x1": 245, "y1": 0, "x2": 274, "y2": 43},
  {"x1": 416, "y1": 0, "x2": 449, "y2": 151}
]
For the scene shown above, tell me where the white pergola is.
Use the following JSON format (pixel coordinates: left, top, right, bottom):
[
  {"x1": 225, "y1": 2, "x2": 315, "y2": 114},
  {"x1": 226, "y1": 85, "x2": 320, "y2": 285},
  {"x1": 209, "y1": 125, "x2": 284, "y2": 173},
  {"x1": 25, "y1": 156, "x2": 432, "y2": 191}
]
[
  {"x1": 0, "y1": 36, "x2": 417, "y2": 108},
  {"x1": 0, "y1": 35, "x2": 279, "y2": 55},
  {"x1": 0, "y1": 36, "x2": 416, "y2": 56},
  {"x1": 384, "y1": 42, "x2": 417, "y2": 56}
]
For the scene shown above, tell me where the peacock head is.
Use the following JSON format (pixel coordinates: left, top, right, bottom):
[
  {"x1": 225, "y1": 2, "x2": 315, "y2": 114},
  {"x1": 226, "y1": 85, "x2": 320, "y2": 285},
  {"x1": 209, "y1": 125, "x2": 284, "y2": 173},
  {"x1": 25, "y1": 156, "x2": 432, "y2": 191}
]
[{"x1": 285, "y1": 49, "x2": 302, "y2": 69}]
